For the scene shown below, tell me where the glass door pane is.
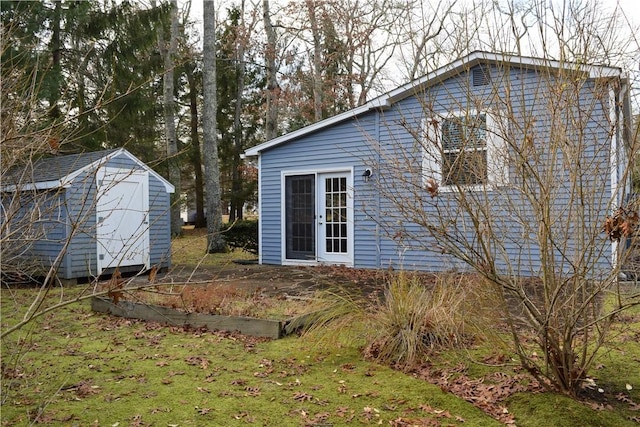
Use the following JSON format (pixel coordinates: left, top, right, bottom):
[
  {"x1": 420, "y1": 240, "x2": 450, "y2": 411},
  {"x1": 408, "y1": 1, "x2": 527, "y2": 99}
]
[
  {"x1": 324, "y1": 177, "x2": 348, "y2": 254},
  {"x1": 285, "y1": 174, "x2": 315, "y2": 260}
]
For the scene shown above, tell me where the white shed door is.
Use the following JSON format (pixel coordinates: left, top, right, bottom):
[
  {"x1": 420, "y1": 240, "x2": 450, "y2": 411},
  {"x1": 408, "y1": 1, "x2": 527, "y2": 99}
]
[{"x1": 96, "y1": 167, "x2": 150, "y2": 274}]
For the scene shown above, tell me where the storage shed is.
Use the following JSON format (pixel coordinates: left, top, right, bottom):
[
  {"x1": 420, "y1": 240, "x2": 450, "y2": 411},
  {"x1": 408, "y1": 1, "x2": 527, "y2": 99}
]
[{"x1": 1, "y1": 148, "x2": 175, "y2": 282}]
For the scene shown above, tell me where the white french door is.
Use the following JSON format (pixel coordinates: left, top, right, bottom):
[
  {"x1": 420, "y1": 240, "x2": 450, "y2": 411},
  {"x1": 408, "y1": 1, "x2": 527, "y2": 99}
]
[
  {"x1": 317, "y1": 173, "x2": 352, "y2": 264},
  {"x1": 283, "y1": 171, "x2": 353, "y2": 266}
]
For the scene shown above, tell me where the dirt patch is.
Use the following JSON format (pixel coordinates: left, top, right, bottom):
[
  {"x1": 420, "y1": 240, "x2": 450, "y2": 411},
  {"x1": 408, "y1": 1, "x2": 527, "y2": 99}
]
[{"x1": 127, "y1": 262, "x2": 389, "y2": 299}]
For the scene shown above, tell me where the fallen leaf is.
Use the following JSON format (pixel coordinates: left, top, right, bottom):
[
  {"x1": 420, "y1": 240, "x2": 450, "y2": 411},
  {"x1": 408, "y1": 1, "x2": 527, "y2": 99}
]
[
  {"x1": 293, "y1": 392, "x2": 313, "y2": 401},
  {"x1": 196, "y1": 407, "x2": 211, "y2": 415},
  {"x1": 335, "y1": 406, "x2": 351, "y2": 417},
  {"x1": 245, "y1": 386, "x2": 261, "y2": 396},
  {"x1": 233, "y1": 411, "x2": 249, "y2": 419}
]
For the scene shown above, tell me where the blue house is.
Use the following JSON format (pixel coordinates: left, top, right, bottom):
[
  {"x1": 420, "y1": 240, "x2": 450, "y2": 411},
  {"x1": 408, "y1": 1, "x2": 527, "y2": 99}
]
[
  {"x1": 2, "y1": 148, "x2": 175, "y2": 282},
  {"x1": 245, "y1": 52, "x2": 633, "y2": 278}
]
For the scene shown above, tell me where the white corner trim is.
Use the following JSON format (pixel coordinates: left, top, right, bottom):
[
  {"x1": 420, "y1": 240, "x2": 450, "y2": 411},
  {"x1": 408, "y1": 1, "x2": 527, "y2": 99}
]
[
  {"x1": 609, "y1": 85, "x2": 620, "y2": 269},
  {"x1": 257, "y1": 155, "x2": 263, "y2": 264}
]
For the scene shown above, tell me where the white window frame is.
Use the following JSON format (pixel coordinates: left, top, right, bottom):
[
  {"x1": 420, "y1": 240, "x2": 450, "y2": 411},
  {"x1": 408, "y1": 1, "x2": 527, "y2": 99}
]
[{"x1": 422, "y1": 109, "x2": 509, "y2": 191}]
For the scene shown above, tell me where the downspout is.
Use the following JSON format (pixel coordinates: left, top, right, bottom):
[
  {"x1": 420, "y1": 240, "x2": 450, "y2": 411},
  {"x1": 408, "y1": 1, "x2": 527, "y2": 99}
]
[{"x1": 620, "y1": 77, "x2": 633, "y2": 198}]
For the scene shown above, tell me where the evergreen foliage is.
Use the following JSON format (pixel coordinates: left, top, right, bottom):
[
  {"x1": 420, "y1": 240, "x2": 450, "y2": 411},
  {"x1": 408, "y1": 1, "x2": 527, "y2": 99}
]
[{"x1": 221, "y1": 219, "x2": 258, "y2": 255}]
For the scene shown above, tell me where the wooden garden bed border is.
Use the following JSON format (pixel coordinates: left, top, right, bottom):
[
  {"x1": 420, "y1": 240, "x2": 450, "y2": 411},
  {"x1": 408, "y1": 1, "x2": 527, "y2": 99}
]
[{"x1": 91, "y1": 296, "x2": 291, "y2": 339}]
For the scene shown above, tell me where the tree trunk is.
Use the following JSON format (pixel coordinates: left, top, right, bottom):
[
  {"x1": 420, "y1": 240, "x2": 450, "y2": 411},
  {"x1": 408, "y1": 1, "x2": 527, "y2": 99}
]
[
  {"x1": 73, "y1": 30, "x2": 89, "y2": 141},
  {"x1": 49, "y1": 0, "x2": 62, "y2": 122},
  {"x1": 263, "y1": 0, "x2": 279, "y2": 140},
  {"x1": 305, "y1": 0, "x2": 323, "y2": 122},
  {"x1": 160, "y1": 0, "x2": 182, "y2": 236},
  {"x1": 185, "y1": 61, "x2": 206, "y2": 228},
  {"x1": 230, "y1": 0, "x2": 246, "y2": 222},
  {"x1": 203, "y1": 0, "x2": 226, "y2": 252}
]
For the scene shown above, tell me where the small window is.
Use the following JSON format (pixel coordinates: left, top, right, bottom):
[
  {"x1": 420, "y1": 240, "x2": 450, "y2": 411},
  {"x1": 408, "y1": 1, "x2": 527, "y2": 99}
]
[
  {"x1": 423, "y1": 111, "x2": 509, "y2": 189},
  {"x1": 472, "y1": 65, "x2": 490, "y2": 86},
  {"x1": 441, "y1": 113, "x2": 487, "y2": 186}
]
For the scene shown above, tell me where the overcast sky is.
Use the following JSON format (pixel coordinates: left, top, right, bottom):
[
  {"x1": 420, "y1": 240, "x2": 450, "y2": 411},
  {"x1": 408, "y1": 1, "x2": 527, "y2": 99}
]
[
  {"x1": 182, "y1": 0, "x2": 639, "y2": 101},
  {"x1": 184, "y1": 0, "x2": 639, "y2": 28}
]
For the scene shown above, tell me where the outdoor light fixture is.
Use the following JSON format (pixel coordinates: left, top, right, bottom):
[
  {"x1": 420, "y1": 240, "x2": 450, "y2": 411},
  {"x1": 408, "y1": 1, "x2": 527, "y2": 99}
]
[{"x1": 362, "y1": 168, "x2": 372, "y2": 182}]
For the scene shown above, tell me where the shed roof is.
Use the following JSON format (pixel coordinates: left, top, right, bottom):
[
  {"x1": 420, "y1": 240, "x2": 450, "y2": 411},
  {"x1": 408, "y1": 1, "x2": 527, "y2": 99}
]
[
  {"x1": 244, "y1": 50, "x2": 622, "y2": 157},
  {"x1": 2, "y1": 148, "x2": 175, "y2": 193}
]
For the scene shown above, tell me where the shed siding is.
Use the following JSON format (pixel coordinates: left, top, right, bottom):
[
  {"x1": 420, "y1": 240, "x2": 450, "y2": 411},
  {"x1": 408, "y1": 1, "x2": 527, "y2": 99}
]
[
  {"x1": 63, "y1": 168, "x2": 99, "y2": 278},
  {"x1": 30, "y1": 192, "x2": 67, "y2": 269},
  {"x1": 64, "y1": 153, "x2": 145, "y2": 278},
  {"x1": 1, "y1": 190, "x2": 68, "y2": 275},
  {"x1": 148, "y1": 173, "x2": 172, "y2": 268},
  {"x1": 3, "y1": 150, "x2": 174, "y2": 280}
]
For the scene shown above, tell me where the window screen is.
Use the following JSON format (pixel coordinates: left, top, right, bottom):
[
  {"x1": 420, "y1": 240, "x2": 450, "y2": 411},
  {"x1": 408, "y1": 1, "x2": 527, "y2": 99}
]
[{"x1": 441, "y1": 113, "x2": 487, "y2": 186}]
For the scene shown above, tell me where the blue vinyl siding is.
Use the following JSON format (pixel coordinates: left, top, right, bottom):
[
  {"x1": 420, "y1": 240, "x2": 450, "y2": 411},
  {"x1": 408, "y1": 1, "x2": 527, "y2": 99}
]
[
  {"x1": 64, "y1": 167, "x2": 99, "y2": 278},
  {"x1": 257, "y1": 61, "x2": 616, "y2": 278},
  {"x1": 1, "y1": 190, "x2": 68, "y2": 274},
  {"x1": 371, "y1": 66, "x2": 613, "y2": 277},
  {"x1": 148, "y1": 174, "x2": 172, "y2": 268},
  {"x1": 31, "y1": 193, "x2": 67, "y2": 267},
  {"x1": 260, "y1": 113, "x2": 379, "y2": 266}
]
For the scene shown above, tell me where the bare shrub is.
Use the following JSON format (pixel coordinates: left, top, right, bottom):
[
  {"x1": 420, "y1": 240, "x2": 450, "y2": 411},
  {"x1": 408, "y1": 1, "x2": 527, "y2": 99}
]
[{"x1": 373, "y1": 55, "x2": 639, "y2": 393}]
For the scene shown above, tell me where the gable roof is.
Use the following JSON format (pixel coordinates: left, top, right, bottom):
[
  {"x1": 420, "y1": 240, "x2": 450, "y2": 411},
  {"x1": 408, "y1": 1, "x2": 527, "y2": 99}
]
[
  {"x1": 2, "y1": 148, "x2": 175, "y2": 193},
  {"x1": 244, "y1": 50, "x2": 622, "y2": 157}
]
